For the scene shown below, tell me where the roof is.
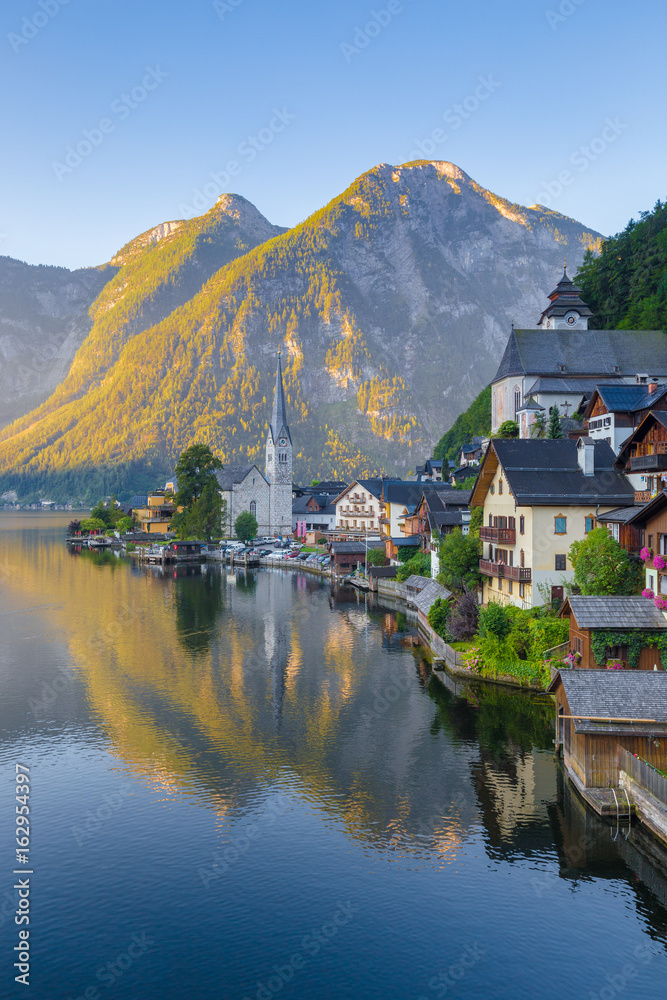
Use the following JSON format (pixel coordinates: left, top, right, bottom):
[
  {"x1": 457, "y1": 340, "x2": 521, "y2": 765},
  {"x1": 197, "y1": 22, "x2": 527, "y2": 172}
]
[
  {"x1": 538, "y1": 266, "x2": 594, "y2": 326},
  {"x1": 216, "y1": 465, "x2": 267, "y2": 490},
  {"x1": 527, "y1": 376, "x2": 624, "y2": 395},
  {"x1": 404, "y1": 575, "x2": 431, "y2": 591},
  {"x1": 493, "y1": 329, "x2": 667, "y2": 383},
  {"x1": 588, "y1": 383, "x2": 667, "y2": 416},
  {"x1": 475, "y1": 439, "x2": 634, "y2": 506},
  {"x1": 564, "y1": 595, "x2": 667, "y2": 630},
  {"x1": 269, "y1": 353, "x2": 291, "y2": 444},
  {"x1": 548, "y1": 669, "x2": 667, "y2": 734},
  {"x1": 130, "y1": 495, "x2": 148, "y2": 507},
  {"x1": 596, "y1": 505, "x2": 645, "y2": 525},
  {"x1": 428, "y1": 510, "x2": 465, "y2": 531},
  {"x1": 390, "y1": 536, "x2": 421, "y2": 547},
  {"x1": 460, "y1": 443, "x2": 482, "y2": 454},
  {"x1": 330, "y1": 540, "x2": 384, "y2": 554},
  {"x1": 625, "y1": 489, "x2": 667, "y2": 527},
  {"x1": 615, "y1": 410, "x2": 667, "y2": 469},
  {"x1": 413, "y1": 580, "x2": 452, "y2": 617}
]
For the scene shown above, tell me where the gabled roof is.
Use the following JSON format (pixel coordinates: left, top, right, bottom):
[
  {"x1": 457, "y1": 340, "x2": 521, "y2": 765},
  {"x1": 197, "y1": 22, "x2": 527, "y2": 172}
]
[
  {"x1": 625, "y1": 489, "x2": 667, "y2": 527},
  {"x1": 420, "y1": 489, "x2": 472, "y2": 512},
  {"x1": 130, "y1": 495, "x2": 148, "y2": 508},
  {"x1": 471, "y1": 439, "x2": 634, "y2": 507},
  {"x1": 382, "y1": 481, "x2": 444, "y2": 506},
  {"x1": 413, "y1": 580, "x2": 452, "y2": 617},
  {"x1": 330, "y1": 540, "x2": 384, "y2": 554},
  {"x1": 586, "y1": 383, "x2": 667, "y2": 418},
  {"x1": 493, "y1": 329, "x2": 667, "y2": 384},
  {"x1": 563, "y1": 595, "x2": 667, "y2": 630},
  {"x1": 215, "y1": 465, "x2": 267, "y2": 491},
  {"x1": 615, "y1": 410, "x2": 667, "y2": 469},
  {"x1": 404, "y1": 575, "x2": 431, "y2": 591},
  {"x1": 548, "y1": 670, "x2": 667, "y2": 734},
  {"x1": 596, "y1": 505, "x2": 645, "y2": 524}
]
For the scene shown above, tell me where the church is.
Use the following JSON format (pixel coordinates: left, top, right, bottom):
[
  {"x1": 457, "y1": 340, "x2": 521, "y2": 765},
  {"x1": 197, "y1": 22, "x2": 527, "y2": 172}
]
[
  {"x1": 491, "y1": 266, "x2": 667, "y2": 438},
  {"x1": 214, "y1": 354, "x2": 293, "y2": 538}
]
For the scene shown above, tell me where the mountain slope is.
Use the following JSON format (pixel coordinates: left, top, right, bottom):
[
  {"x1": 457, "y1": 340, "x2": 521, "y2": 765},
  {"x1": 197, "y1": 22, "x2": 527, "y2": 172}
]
[
  {"x1": 0, "y1": 161, "x2": 602, "y2": 499},
  {"x1": 0, "y1": 257, "x2": 112, "y2": 428}
]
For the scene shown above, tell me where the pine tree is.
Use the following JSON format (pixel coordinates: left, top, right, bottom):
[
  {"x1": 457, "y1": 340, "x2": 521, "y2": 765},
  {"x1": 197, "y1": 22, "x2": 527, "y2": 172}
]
[
  {"x1": 547, "y1": 405, "x2": 563, "y2": 439},
  {"x1": 531, "y1": 410, "x2": 547, "y2": 438}
]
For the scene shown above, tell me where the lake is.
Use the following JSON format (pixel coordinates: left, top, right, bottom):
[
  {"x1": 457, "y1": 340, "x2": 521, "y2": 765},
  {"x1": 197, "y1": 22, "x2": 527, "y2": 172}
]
[{"x1": 0, "y1": 512, "x2": 666, "y2": 999}]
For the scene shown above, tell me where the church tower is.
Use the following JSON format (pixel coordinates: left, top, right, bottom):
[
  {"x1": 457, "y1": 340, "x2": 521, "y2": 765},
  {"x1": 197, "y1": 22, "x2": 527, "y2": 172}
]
[
  {"x1": 537, "y1": 263, "x2": 593, "y2": 329},
  {"x1": 265, "y1": 352, "x2": 293, "y2": 536}
]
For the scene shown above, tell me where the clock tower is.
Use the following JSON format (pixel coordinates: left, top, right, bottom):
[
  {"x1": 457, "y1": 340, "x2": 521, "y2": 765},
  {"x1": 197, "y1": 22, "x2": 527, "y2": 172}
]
[
  {"x1": 537, "y1": 263, "x2": 593, "y2": 330},
  {"x1": 265, "y1": 352, "x2": 293, "y2": 536}
]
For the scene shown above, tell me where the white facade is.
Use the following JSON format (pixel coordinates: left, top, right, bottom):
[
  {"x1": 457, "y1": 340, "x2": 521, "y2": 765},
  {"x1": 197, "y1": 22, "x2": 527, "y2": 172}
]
[
  {"x1": 265, "y1": 353, "x2": 293, "y2": 537},
  {"x1": 335, "y1": 482, "x2": 383, "y2": 534},
  {"x1": 219, "y1": 467, "x2": 271, "y2": 537}
]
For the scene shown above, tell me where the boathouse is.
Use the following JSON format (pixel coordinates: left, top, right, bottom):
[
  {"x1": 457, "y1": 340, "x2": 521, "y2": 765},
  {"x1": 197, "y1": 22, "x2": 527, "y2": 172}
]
[
  {"x1": 548, "y1": 669, "x2": 667, "y2": 795},
  {"x1": 560, "y1": 596, "x2": 667, "y2": 670}
]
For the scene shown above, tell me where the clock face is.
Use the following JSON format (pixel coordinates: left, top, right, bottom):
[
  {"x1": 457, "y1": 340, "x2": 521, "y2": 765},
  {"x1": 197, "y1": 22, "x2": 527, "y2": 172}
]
[
  {"x1": 279, "y1": 438, "x2": 287, "y2": 446},
  {"x1": 566, "y1": 312, "x2": 578, "y2": 326}
]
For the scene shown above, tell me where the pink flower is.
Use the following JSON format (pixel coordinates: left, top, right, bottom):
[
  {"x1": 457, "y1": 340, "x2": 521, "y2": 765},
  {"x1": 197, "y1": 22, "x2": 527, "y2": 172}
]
[
  {"x1": 641, "y1": 547, "x2": 652, "y2": 561},
  {"x1": 655, "y1": 597, "x2": 667, "y2": 610},
  {"x1": 643, "y1": 588, "x2": 655, "y2": 600},
  {"x1": 653, "y1": 554, "x2": 666, "y2": 570}
]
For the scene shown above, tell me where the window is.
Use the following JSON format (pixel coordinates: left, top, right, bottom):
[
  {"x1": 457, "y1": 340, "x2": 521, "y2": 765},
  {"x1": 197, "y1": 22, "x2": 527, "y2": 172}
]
[
  {"x1": 519, "y1": 583, "x2": 525, "y2": 599},
  {"x1": 520, "y1": 549, "x2": 525, "y2": 568},
  {"x1": 554, "y1": 515, "x2": 567, "y2": 535},
  {"x1": 519, "y1": 515, "x2": 525, "y2": 535},
  {"x1": 513, "y1": 385, "x2": 521, "y2": 420},
  {"x1": 489, "y1": 514, "x2": 493, "y2": 526},
  {"x1": 498, "y1": 578, "x2": 502, "y2": 591},
  {"x1": 250, "y1": 501, "x2": 257, "y2": 516},
  {"x1": 498, "y1": 479, "x2": 503, "y2": 495},
  {"x1": 648, "y1": 535, "x2": 654, "y2": 549},
  {"x1": 585, "y1": 516, "x2": 594, "y2": 534},
  {"x1": 508, "y1": 579, "x2": 513, "y2": 594},
  {"x1": 555, "y1": 554, "x2": 566, "y2": 571},
  {"x1": 490, "y1": 484, "x2": 495, "y2": 495}
]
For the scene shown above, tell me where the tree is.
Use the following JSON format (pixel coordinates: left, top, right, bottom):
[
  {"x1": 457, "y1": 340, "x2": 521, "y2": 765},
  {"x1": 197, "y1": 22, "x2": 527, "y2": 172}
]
[
  {"x1": 437, "y1": 528, "x2": 481, "y2": 591},
  {"x1": 568, "y1": 527, "x2": 643, "y2": 596},
  {"x1": 530, "y1": 411, "x2": 547, "y2": 438},
  {"x1": 479, "y1": 602, "x2": 512, "y2": 639},
  {"x1": 453, "y1": 475, "x2": 479, "y2": 491},
  {"x1": 468, "y1": 506, "x2": 483, "y2": 538},
  {"x1": 547, "y1": 405, "x2": 563, "y2": 439},
  {"x1": 428, "y1": 597, "x2": 451, "y2": 638},
  {"x1": 117, "y1": 516, "x2": 134, "y2": 535},
  {"x1": 80, "y1": 517, "x2": 106, "y2": 534},
  {"x1": 171, "y1": 444, "x2": 225, "y2": 541},
  {"x1": 396, "y1": 550, "x2": 430, "y2": 582},
  {"x1": 446, "y1": 587, "x2": 479, "y2": 640},
  {"x1": 497, "y1": 420, "x2": 519, "y2": 439},
  {"x1": 235, "y1": 510, "x2": 258, "y2": 544},
  {"x1": 367, "y1": 547, "x2": 389, "y2": 567}
]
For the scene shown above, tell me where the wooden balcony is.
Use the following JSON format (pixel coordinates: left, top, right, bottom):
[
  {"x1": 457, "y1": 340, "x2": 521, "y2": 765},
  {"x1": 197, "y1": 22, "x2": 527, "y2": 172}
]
[
  {"x1": 634, "y1": 490, "x2": 656, "y2": 503},
  {"x1": 629, "y1": 453, "x2": 667, "y2": 472},
  {"x1": 479, "y1": 559, "x2": 531, "y2": 582},
  {"x1": 480, "y1": 526, "x2": 516, "y2": 544}
]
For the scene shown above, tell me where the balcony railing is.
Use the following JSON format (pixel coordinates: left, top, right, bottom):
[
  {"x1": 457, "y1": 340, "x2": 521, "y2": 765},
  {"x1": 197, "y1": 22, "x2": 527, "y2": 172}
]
[
  {"x1": 479, "y1": 559, "x2": 531, "y2": 582},
  {"x1": 480, "y1": 526, "x2": 517, "y2": 544},
  {"x1": 634, "y1": 490, "x2": 657, "y2": 503},
  {"x1": 629, "y1": 453, "x2": 667, "y2": 472}
]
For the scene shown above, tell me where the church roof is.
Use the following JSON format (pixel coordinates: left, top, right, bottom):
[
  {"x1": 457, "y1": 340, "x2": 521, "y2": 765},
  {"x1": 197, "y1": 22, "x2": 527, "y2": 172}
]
[
  {"x1": 269, "y1": 352, "x2": 291, "y2": 444},
  {"x1": 215, "y1": 465, "x2": 267, "y2": 490},
  {"x1": 493, "y1": 329, "x2": 667, "y2": 383}
]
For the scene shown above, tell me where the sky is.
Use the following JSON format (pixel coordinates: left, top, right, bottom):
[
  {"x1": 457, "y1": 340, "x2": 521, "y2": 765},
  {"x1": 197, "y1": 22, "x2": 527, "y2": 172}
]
[{"x1": 1, "y1": 0, "x2": 665, "y2": 269}]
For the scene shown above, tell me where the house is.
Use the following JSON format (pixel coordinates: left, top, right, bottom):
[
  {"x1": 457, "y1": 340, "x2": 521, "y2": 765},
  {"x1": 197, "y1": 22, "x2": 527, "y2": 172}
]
[
  {"x1": 560, "y1": 596, "x2": 666, "y2": 670},
  {"x1": 625, "y1": 490, "x2": 667, "y2": 597},
  {"x1": 292, "y1": 493, "x2": 337, "y2": 538},
  {"x1": 471, "y1": 438, "x2": 635, "y2": 609},
  {"x1": 379, "y1": 481, "x2": 446, "y2": 539},
  {"x1": 413, "y1": 490, "x2": 473, "y2": 578},
  {"x1": 491, "y1": 266, "x2": 667, "y2": 435},
  {"x1": 449, "y1": 465, "x2": 478, "y2": 486},
  {"x1": 614, "y1": 410, "x2": 667, "y2": 499},
  {"x1": 413, "y1": 458, "x2": 444, "y2": 481},
  {"x1": 548, "y1": 669, "x2": 667, "y2": 807},
  {"x1": 595, "y1": 505, "x2": 644, "y2": 555},
  {"x1": 584, "y1": 381, "x2": 667, "y2": 454},
  {"x1": 329, "y1": 539, "x2": 384, "y2": 576},
  {"x1": 130, "y1": 492, "x2": 176, "y2": 534},
  {"x1": 458, "y1": 439, "x2": 484, "y2": 467},
  {"x1": 334, "y1": 480, "x2": 388, "y2": 535}
]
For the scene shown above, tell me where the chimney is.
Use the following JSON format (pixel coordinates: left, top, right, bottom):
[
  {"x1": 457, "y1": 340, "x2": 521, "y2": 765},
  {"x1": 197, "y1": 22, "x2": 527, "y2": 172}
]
[
  {"x1": 577, "y1": 437, "x2": 595, "y2": 477},
  {"x1": 649, "y1": 378, "x2": 659, "y2": 394}
]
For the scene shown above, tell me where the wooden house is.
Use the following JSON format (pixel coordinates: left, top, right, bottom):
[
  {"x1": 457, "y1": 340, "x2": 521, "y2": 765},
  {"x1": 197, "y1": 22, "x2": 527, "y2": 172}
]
[
  {"x1": 614, "y1": 410, "x2": 667, "y2": 500},
  {"x1": 548, "y1": 670, "x2": 667, "y2": 811},
  {"x1": 595, "y1": 505, "x2": 644, "y2": 554},
  {"x1": 328, "y1": 540, "x2": 384, "y2": 576},
  {"x1": 560, "y1": 596, "x2": 666, "y2": 671},
  {"x1": 584, "y1": 381, "x2": 667, "y2": 454}
]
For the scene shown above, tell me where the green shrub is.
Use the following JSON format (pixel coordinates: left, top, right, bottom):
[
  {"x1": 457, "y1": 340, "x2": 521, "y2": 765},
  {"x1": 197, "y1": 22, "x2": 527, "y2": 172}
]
[
  {"x1": 479, "y1": 602, "x2": 512, "y2": 639},
  {"x1": 428, "y1": 597, "x2": 451, "y2": 638}
]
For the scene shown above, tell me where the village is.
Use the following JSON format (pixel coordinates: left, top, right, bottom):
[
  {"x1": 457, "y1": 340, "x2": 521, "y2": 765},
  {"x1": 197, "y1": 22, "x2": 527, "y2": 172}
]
[{"x1": 64, "y1": 266, "x2": 667, "y2": 851}]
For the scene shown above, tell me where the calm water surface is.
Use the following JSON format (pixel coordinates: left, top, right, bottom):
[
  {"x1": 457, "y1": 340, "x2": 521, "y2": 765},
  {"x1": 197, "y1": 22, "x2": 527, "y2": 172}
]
[{"x1": 1, "y1": 512, "x2": 667, "y2": 999}]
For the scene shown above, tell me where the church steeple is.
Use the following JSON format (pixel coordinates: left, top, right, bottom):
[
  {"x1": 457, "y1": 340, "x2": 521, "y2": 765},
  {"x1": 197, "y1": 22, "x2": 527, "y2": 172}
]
[
  {"x1": 537, "y1": 263, "x2": 592, "y2": 329},
  {"x1": 265, "y1": 352, "x2": 293, "y2": 536},
  {"x1": 269, "y1": 350, "x2": 291, "y2": 444}
]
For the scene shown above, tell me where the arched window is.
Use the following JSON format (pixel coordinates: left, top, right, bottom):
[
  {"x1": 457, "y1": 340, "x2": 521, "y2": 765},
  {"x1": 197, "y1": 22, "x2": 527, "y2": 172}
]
[
  {"x1": 513, "y1": 385, "x2": 521, "y2": 420},
  {"x1": 250, "y1": 501, "x2": 257, "y2": 516}
]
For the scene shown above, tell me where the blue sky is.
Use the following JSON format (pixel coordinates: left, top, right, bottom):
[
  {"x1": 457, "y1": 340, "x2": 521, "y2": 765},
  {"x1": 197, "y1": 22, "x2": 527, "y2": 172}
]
[{"x1": 1, "y1": 0, "x2": 665, "y2": 269}]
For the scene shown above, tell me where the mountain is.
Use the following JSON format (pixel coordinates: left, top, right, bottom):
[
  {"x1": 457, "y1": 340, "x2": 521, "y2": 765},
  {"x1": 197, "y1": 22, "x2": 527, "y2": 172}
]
[
  {"x1": 0, "y1": 161, "x2": 602, "y2": 500},
  {"x1": 0, "y1": 257, "x2": 111, "y2": 429}
]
